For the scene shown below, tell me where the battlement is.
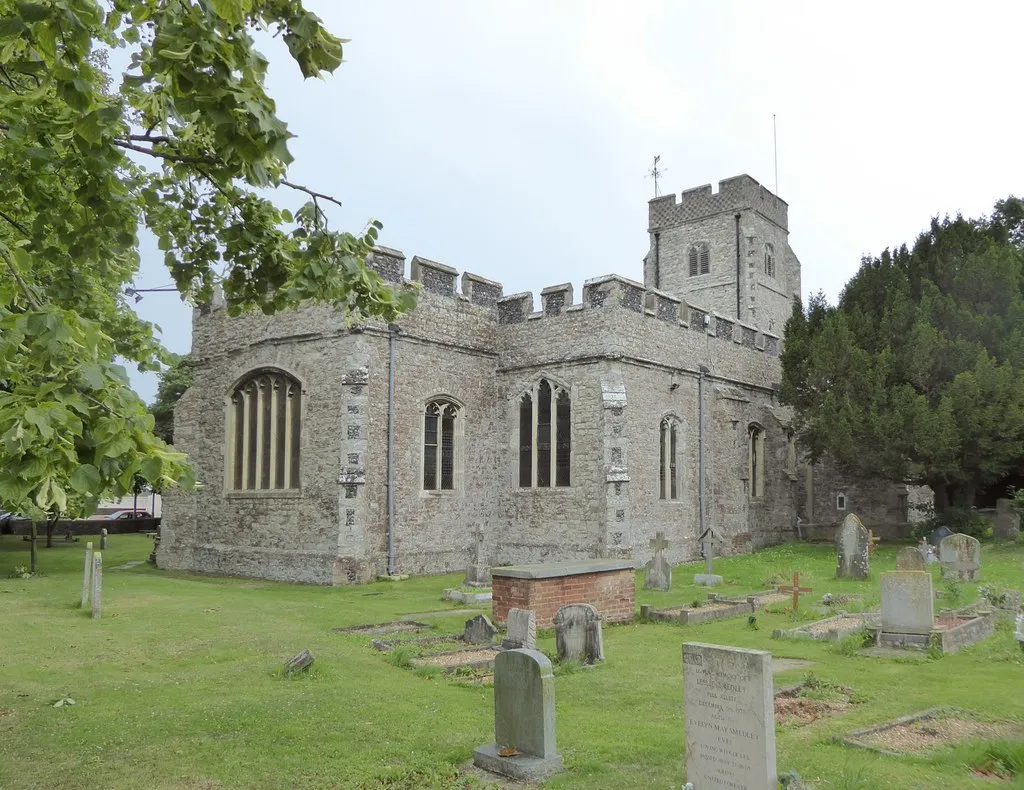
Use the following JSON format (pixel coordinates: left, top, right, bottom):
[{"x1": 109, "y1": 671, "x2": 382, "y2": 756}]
[
  {"x1": 648, "y1": 174, "x2": 788, "y2": 232},
  {"x1": 364, "y1": 247, "x2": 780, "y2": 356}
]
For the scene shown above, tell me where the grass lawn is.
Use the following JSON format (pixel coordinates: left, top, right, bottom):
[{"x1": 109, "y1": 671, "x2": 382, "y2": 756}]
[{"x1": 1, "y1": 534, "x2": 1022, "y2": 789}]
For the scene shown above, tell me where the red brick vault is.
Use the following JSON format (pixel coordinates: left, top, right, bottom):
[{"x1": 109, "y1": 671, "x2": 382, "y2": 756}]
[{"x1": 490, "y1": 559, "x2": 636, "y2": 628}]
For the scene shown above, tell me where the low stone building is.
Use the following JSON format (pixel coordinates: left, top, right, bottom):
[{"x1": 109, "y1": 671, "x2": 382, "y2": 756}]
[{"x1": 158, "y1": 174, "x2": 914, "y2": 584}]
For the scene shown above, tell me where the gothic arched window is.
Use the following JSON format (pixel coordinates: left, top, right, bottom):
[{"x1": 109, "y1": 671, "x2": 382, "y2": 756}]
[
  {"x1": 688, "y1": 242, "x2": 710, "y2": 276},
  {"x1": 518, "y1": 379, "x2": 571, "y2": 488},
  {"x1": 764, "y1": 243, "x2": 776, "y2": 278},
  {"x1": 748, "y1": 424, "x2": 765, "y2": 499},
  {"x1": 424, "y1": 399, "x2": 460, "y2": 490},
  {"x1": 660, "y1": 417, "x2": 680, "y2": 500},
  {"x1": 228, "y1": 369, "x2": 302, "y2": 490}
]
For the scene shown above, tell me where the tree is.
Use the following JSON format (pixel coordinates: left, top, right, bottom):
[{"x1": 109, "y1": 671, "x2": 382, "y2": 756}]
[
  {"x1": 150, "y1": 353, "x2": 192, "y2": 445},
  {"x1": 780, "y1": 198, "x2": 1024, "y2": 511},
  {"x1": 0, "y1": 0, "x2": 417, "y2": 525}
]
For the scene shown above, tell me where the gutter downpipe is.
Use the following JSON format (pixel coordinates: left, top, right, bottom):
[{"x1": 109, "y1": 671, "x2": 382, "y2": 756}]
[
  {"x1": 734, "y1": 212, "x2": 742, "y2": 319},
  {"x1": 698, "y1": 365, "x2": 709, "y2": 537},
  {"x1": 386, "y1": 323, "x2": 400, "y2": 576}
]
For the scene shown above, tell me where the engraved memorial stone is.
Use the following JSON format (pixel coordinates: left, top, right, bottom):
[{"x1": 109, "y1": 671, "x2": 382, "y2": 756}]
[
  {"x1": 80, "y1": 542, "x2": 94, "y2": 609},
  {"x1": 100, "y1": 527, "x2": 108, "y2": 551},
  {"x1": 644, "y1": 531, "x2": 672, "y2": 591},
  {"x1": 836, "y1": 513, "x2": 869, "y2": 579},
  {"x1": 939, "y1": 533, "x2": 981, "y2": 582},
  {"x1": 283, "y1": 649, "x2": 315, "y2": 676},
  {"x1": 553, "y1": 603, "x2": 603, "y2": 663},
  {"x1": 896, "y1": 545, "x2": 926, "y2": 571},
  {"x1": 682, "y1": 642, "x2": 776, "y2": 790},
  {"x1": 473, "y1": 649, "x2": 564, "y2": 781},
  {"x1": 502, "y1": 608, "x2": 536, "y2": 650},
  {"x1": 880, "y1": 571, "x2": 934, "y2": 634},
  {"x1": 90, "y1": 552, "x2": 103, "y2": 619}
]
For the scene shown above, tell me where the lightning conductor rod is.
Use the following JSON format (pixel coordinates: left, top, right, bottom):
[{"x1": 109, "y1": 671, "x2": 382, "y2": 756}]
[{"x1": 773, "y1": 114, "x2": 779, "y2": 195}]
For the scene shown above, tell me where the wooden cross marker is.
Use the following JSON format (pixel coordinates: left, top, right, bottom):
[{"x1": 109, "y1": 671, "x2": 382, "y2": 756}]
[
  {"x1": 868, "y1": 530, "x2": 881, "y2": 554},
  {"x1": 778, "y1": 572, "x2": 812, "y2": 611}
]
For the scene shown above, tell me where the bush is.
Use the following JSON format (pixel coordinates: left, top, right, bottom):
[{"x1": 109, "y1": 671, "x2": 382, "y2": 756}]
[{"x1": 911, "y1": 506, "x2": 992, "y2": 541}]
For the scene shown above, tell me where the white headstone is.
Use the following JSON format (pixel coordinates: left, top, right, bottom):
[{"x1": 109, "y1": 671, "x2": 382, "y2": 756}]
[
  {"x1": 939, "y1": 533, "x2": 981, "y2": 581},
  {"x1": 502, "y1": 608, "x2": 536, "y2": 650},
  {"x1": 473, "y1": 649, "x2": 564, "y2": 781},
  {"x1": 80, "y1": 542, "x2": 94, "y2": 608},
  {"x1": 880, "y1": 571, "x2": 934, "y2": 634},
  {"x1": 683, "y1": 642, "x2": 776, "y2": 790}
]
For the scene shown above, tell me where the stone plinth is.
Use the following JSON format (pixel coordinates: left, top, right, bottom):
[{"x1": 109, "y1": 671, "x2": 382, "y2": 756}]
[{"x1": 491, "y1": 559, "x2": 635, "y2": 627}]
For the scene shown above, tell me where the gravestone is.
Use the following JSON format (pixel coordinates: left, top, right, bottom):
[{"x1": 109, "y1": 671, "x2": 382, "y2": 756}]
[
  {"x1": 553, "y1": 603, "x2": 603, "y2": 663},
  {"x1": 90, "y1": 552, "x2": 102, "y2": 619},
  {"x1": 502, "y1": 608, "x2": 536, "y2": 650},
  {"x1": 643, "y1": 531, "x2": 672, "y2": 591},
  {"x1": 929, "y1": 524, "x2": 953, "y2": 546},
  {"x1": 464, "y1": 528, "x2": 491, "y2": 587},
  {"x1": 896, "y1": 546, "x2": 927, "y2": 571},
  {"x1": 473, "y1": 649, "x2": 564, "y2": 781},
  {"x1": 880, "y1": 571, "x2": 934, "y2": 634},
  {"x1": 80, "y1": 542, "x2": 94, "y2": 609},
  {"x1": 283, "y1": 649, "x2": 315, "y2": 676},
  {"x1": 464, "y1": 614, "x2": 498, "y2": 645},
  {"x1": 694, "y1": 527, "x2": 723, "y2": 586},
  {"x1": 100, "y1": 527, "x2": 108, "y2": 550},
  {"x1": 939, "y1": 533, "x2": 981, "y2": 581},
  {"x1": 835, "y1": 513, "x2": 870, "y2": 579},
  {"x1": 682, "y1": 642, "x2": 776, "y2": 790},
  {"x1": 994, "y1": 499, "x2": 1020, "y2": 542}
]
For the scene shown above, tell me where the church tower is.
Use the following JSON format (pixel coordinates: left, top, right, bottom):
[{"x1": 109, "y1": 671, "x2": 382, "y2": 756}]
[{"x1": 644, "y1": 175, "x2": 801, "y2": 336}]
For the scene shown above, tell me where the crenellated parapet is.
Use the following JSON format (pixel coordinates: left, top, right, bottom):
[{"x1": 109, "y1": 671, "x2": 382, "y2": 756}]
[{"x1": 649, "y1": 174, "x2": 788, "y2": 232}]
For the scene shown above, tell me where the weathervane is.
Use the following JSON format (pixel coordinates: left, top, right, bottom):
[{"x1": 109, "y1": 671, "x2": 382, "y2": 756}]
[{"x1": 647, "y1": 155, "x2": 666, "y2": 197}]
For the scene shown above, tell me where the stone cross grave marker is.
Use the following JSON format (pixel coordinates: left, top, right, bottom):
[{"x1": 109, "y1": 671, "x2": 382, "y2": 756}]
[
  {"x1": 502, "y1": 608, "x2": 536, "y2": 650},
  {"x1": 464, "y1": 527, "x2": 490, "y2": 588},
  {"x1": 683, "y1": 642, "x2": 777, "y2": 790},
  {"x1": 778, "y1": 571, "x2": 812, "y2": 611},
  {"x1": 100, "y1": 527, "x2": 108, "y2": 550},
  {"x1": 994, "y1": 498, "x2": 1021, "y2": 541},
  {"x1": 939, "y1": 533, "x2": 981, "y2": 582},
  {"x1": 90, "y1": 551, "x2": 103, "y2": 619},
  {"x1": 896, "y1": 546, "x2": 926, "y2": 571},
  {"x1": 836, "y1": 513, "x2": 870, "y2": 580},
  {"x1": 464, "y1": 614, "x2": 498, "y2": 645},
  {"x1": 694, "y1": 527, "x2": 723, "y2": 586},
  {"x1": 880, "y1": 571, "x2": 934, "y2": 634},
  {"x1": 473, "y1": 648, "x2": 564, "y2": 781},
  {"x1": 643, "y1": 531, "x2": 672, "y2": 591},
  {"x1": 553, "y1": 603, "x2": 604, "y2": 664},
  {"x1": 80, "y1": 541, "x2": 94, "y2": 609}
]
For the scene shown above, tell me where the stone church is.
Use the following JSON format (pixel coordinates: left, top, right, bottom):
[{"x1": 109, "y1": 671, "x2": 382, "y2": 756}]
[{"x1": 159, "y1": 174, "x2": 913, "y2": 584}]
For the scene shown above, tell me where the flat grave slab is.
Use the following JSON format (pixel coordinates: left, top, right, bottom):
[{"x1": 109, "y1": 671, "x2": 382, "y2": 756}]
[
  {"x1": 773, "y1": 612, "x2": 877, "y2": 642},
  {"x1": 842, "y1": 708, "x2": 1024, "y2": 756},
  {"x1": 332, "y1": 620, "x2": 431, "y2": 636}
]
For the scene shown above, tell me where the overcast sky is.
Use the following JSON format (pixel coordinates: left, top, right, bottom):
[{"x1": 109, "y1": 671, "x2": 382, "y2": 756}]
[{"x1": 127, "y1": 1, "x2": 1024, "y2": 402}]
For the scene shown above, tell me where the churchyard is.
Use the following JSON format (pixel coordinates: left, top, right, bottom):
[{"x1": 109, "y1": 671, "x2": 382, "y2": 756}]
[{"x1": 1, "y1": 535, "x2": 1022, "y2": 789}]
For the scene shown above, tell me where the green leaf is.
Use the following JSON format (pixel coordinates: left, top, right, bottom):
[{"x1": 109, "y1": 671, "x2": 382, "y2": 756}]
[{"x1": 68, "y1": 464, "x2": 102, "y2": 495}]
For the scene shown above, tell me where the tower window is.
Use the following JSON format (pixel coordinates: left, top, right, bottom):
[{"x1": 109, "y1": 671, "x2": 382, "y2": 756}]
[
  {"x1": 689, "y1": 243, "x2": 710, "y2": 276},
  {"x1": 519, "y1": 378, "x2": 571, "y2": 488}
]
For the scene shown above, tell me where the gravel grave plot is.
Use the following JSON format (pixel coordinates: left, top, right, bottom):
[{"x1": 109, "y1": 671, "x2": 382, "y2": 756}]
[
  {"x1": 775, "y1": 695, "x2": 852, "y2": 725},
  {"x1": 412, "y1": 648, "x2": 499, "y2": 669},
  {"x1": 806, "y1": 616, "x2": 864, "y2": 637},
  {"x1": 332, "y1": 621, "x2": 431, "y2": 636},
  {"x1": 371, "y1": 634, "x2": 465, "y2": 653},
  {"x1": 662, "y1": 602, "x2": 739, "y2": 615},
  {"x1": 857, "y1": 717, "x2": 1024, "y2": 754},
  {"x1": 934, "y1": 615, "x2": 973, "y2": 630}
]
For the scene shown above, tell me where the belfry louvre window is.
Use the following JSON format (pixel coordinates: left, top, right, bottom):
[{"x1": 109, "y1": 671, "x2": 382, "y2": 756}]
[
  {"x1": 659, "y1": 417, "x2": 680, "y2": 500},
  {"x1": 228, "y1": 369, "x2": 301, "y2": 490},
  {"x1": 519, "y1": 379, "x2": 570, "y2": 488},
  {"x1": 688, "y1": 243, "x2": 710, "y2": 276},
  {"x1": 423, "y1": 399, "x2": 458, "y2": 490}
]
